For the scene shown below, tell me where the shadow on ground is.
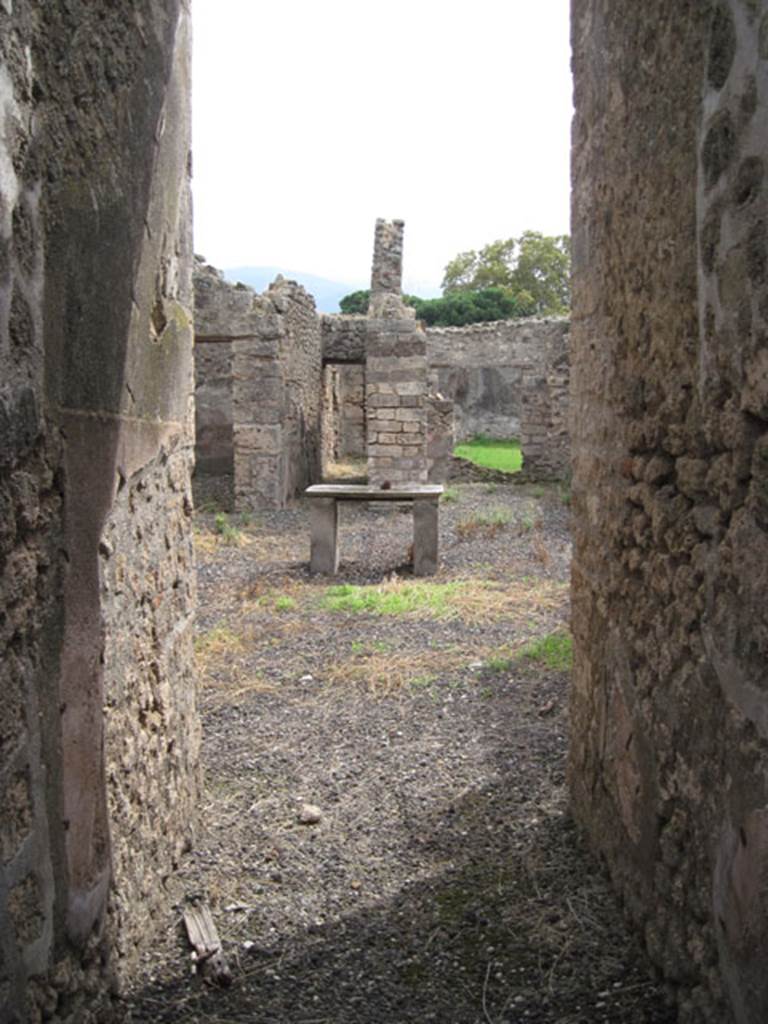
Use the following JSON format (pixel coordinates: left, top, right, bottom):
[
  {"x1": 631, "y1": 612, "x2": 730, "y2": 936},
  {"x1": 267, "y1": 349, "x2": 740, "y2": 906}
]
[{"x1": 123, "y1": 676, "x2": 674, "y2": 1024}]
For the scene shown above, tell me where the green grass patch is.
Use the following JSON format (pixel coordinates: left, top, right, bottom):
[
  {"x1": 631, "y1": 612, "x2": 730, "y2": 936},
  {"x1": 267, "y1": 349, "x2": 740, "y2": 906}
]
[
  {"x1": 321, "y1": 581, "x2": 463, "y2": 617},
  {"x1": 274, "y1": 595, "x2": 297, "y2": 612},
  {"x1": 213, "y1": 512, "x2": 243, "y2": 546},
  {"x1": 453, "y1": 436, "x2": 523, "y2": 474},
  {"x1": 481, "y1": 630, "x2": 573, "y2": 676},
  {"x1": 517, "y1": 630, "x2": 573, "y2": 671},
  {"x1": 441, "y1": 486, "x2": 460, "y2": 503}
]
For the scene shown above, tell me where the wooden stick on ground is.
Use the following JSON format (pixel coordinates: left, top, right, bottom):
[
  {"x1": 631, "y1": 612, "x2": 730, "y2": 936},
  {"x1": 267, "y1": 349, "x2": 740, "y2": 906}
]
[{"x1": 182, "y1": 900, "x2": 233, "y2": 987}]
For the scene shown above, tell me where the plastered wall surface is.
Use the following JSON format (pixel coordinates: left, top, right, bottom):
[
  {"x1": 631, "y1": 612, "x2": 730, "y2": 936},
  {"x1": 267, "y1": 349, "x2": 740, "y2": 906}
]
[
  {"x1": 570, "y1": 2, "x2": 768, "y2": 1021},
  {"x1": 1, "y1": 3, "x2": 199, "y2": 1020}
]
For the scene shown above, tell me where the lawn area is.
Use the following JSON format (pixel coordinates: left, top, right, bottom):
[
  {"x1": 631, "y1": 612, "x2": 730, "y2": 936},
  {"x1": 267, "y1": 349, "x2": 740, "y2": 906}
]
[{"x1": 453, "y1": 436, "x2": 523, "y2": 474}]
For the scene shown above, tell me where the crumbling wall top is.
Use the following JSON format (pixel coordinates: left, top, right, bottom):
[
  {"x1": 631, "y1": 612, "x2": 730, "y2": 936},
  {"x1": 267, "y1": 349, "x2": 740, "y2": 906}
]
[{"x1": 368, "y1": 218, "x2": 414, "y2": 319}]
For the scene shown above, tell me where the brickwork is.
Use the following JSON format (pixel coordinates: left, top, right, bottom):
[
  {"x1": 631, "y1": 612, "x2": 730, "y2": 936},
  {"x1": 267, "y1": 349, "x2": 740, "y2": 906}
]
[
  {"x1": 0, "y1": 3, "x2": 199, "y2": 1019},
  {"x1": 365, "y1": 317, "x2": 429, "y2": 486},
  {"x1": 365, "y1": 221, "x2": 429, "y2": 486},
  {"x1": 570, "y1": 3, "x2": 768, "y2": 1021}
]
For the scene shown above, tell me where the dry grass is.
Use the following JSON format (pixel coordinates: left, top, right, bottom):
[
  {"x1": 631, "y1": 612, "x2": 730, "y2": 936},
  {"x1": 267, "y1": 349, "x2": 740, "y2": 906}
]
[{"x1": 320, "y1": 646, "x2": 472, "y2": 696}]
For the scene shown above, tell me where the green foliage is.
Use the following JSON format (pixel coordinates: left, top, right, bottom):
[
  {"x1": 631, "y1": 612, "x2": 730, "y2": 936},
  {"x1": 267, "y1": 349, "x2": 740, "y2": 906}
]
[
  {"x1": 442, "y1": 231, "x2": 571, "y2": 316},
  {"x1": 517, "y1": 630, "x2": 573, "y2": 671},
  {"x1": 409, "y1": 287, "x2": 526, "y2": 326},
  {"x1": 338, "y1": 289, "x2": 370, "y2": 314},
  {"x1": 453, "y1": 437, "x2": 523, "y2": 474},
  {"x1": 338, "y1": 287, "x2": 526, "y2": 326},
  {"x1": 274, "y1": 595, "x2": 297, "y2": 612},
  {"x1": 213, "y1": 512, "x2": 242, "y2": 545},
  {"x1": 441, "y1": 486, "x2": 460, "y2": 503},
  {"x1": 482, "y1": 630, "x2": 573, "y2": 676}
]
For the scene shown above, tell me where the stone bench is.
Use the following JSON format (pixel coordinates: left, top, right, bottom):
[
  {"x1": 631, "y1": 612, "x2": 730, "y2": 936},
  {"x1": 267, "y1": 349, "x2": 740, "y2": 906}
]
[{"x1": 305, "y1": 483, "x2": 443, "y2": 576}]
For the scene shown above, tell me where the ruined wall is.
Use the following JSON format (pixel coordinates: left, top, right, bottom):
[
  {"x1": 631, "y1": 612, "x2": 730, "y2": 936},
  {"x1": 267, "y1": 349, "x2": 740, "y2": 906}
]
[
  {"x1": 273, "y1": 279, "x2": 323, "y2": 503},
  {"x1": 320, "y1": 314, "x2": 367, "y2": 363},
  {"x1": 426, "y1": 318, "x2": 570, "y2": 477},
  {"x1": 194, "y1": 338, "x2": 233, "y2": 476},
  {"x1": 194, "y1": 265, "x2": 322, "y2": 510},
  {"x1": 570, "y1": 3, "x2": 768, "y2": 1022},
  {"x1": 1, "y1": 3, "x2": 199, "y2": 1020},
  {"x1": 322, "y1": 364, "x2": 365, "y2": 463},
  {"x1": 426, "y1": 393, "x2": 455, "y2": 484}
]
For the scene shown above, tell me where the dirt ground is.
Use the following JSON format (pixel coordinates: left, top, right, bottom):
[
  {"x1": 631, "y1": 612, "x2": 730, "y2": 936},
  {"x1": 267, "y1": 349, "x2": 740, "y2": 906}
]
[{"x1": 121, "y1": 479, "x2": 676, "y2": 1024}]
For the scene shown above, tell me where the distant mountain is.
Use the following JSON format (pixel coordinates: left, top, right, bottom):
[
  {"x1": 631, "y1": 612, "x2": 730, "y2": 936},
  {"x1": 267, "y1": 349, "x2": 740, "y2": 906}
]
[{"x1": 223, "y1": 266, "x2": 363, "y2": 314}]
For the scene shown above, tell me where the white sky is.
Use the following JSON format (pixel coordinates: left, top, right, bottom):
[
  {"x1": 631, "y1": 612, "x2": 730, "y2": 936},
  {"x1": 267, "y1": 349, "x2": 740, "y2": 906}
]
[{"x1": 192, "y1": 0, "x2": 573, "y2": 294}]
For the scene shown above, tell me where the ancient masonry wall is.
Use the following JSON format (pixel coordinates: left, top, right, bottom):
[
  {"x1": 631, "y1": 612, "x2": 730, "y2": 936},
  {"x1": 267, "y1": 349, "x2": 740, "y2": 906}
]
[
  {"x1": 194, "y1": 265, "x2": 322, "y2": 510},
  {"x1": 194, "y1": 340, "x2": 233, "y2": 478},
  {"x1": 322, "y1": 364, "x2": 366, "y2": 463},
  {"x1": 320, "y1": 314, "x2": 367, "y2": 363},
  {"x1": 319, "y1": 313, "x2": 366, "y2": 468},
  {"x1": 1, "y1": 3, "x2": 199, "y2": 1021},
  {"x1": 319, "y1": 314, "x2": 367, "y2": 466},
  {"x1": 271, "y1": 279, "x2": 323, "y2": 504},
  {"x1": 426, "y1": 318, "x2": 570, "y2": 478},
  {"x1": 570, "y1": 3, "x2": 768, "y2": 1023}
]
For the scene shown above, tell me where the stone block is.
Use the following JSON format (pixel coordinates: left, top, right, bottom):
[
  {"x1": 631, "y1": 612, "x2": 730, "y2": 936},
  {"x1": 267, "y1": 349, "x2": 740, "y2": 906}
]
[
  {"x1": 413, "y1": 500, "x2": 439, "y2": 576},
  {"x1": 309, "y1": 498, "x2": 339, "y2": 574}
]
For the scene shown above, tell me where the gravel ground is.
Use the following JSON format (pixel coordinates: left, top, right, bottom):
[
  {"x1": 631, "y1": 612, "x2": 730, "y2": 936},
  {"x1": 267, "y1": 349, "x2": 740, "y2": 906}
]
[{"x1": 120, "y1": 480, "x2": 676, "y2": 1024}]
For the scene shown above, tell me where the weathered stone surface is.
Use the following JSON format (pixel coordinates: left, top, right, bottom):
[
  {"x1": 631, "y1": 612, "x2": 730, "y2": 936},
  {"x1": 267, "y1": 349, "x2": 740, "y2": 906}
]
[
  {"x1": 570, "y1": 4, "x2": 768, "y2": 1022},
  {"x1": 1, "y1": 2, "x2": 199, "y2": 1019},
  {"x1": 320, "y1": 314, "x2": 367, "y2": 362},
  {"x1": 194, "y1": 268, "x2": 322, "y2": 510}
]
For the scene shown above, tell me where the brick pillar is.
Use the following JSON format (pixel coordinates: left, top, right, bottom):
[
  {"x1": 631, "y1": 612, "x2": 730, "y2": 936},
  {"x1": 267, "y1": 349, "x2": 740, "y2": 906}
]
[{"x1": 365, "y1": 219, "x2": 427, "y2": 486}]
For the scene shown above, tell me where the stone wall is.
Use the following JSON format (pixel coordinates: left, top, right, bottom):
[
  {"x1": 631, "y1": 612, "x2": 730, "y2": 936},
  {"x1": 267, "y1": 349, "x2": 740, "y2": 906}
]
[
  {"x1": 570, "y1": 3, "x2": 768, "y2": 1022},
  {"x1": 320, "y1": 314, "x2": 367, "y2": 363},
  {"x1": 426, "y1": 393, "x2": 455, "y2": 484},
  {"x1": 322, "y1": 364, "x2": 365, "y2": 463},
  {"x1": 194, "y1": 265, "x2": 322, "y2": 510},
  {"x1": 426, "y1": 318, "x2": 570, "y2": 477},
  {"x1": 1, "y1": 2, "x2": 199, "y2": 1020},
  {"x1": 194, "y1": 340, "x2": 233, "y2": 477}
]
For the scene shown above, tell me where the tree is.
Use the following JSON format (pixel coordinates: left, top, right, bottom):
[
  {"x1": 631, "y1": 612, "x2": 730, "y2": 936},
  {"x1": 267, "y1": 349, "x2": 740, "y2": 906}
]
[
  {"x1": 408, "y1": 288, "x2": 530, "y2": 326},
  {"x1": 441, "y1": 231, "x2": 571, "y2": 316},
  {"x1": 337, "y1": 287, "x2": 531, "y2": 327},
  {"x1": 338, "y1": 289, "x2": 370, "y2": 315}
]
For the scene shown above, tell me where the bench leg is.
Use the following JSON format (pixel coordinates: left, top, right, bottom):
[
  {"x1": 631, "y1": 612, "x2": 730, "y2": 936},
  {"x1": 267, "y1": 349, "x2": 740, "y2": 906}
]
[
  {"x1": 310, "y1": 498, "x2": 339, "y2": 574},
  {"x1": 413, "y1": 499, "x2": 438, "y2": 576}
]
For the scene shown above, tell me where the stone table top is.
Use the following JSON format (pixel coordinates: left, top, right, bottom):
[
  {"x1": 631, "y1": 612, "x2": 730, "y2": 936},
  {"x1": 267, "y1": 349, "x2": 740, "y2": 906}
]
[{"x1": 305, "y1": 484, "x2": 443, "y2": 502}]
